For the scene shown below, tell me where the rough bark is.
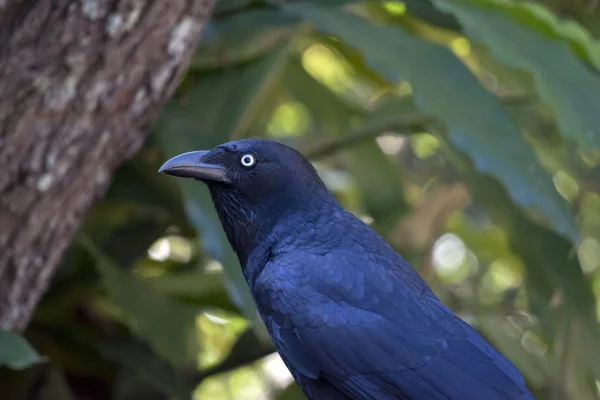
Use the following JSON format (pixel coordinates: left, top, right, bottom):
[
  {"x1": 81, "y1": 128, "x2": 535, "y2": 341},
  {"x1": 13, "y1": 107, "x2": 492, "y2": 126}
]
[{"x1": 0, "y1": 0, "x2": 216, "y2": 331}]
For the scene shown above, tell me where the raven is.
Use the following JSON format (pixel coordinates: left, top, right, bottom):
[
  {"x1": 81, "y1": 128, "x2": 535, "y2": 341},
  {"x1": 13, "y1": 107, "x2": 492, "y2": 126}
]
[{"x1": 159, "y1": 138, "x2": 534, "y2": 400}]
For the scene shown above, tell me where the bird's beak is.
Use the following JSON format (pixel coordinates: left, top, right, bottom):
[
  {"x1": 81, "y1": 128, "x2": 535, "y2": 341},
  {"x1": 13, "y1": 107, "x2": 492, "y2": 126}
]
[{"x1": 158, "y1": 150, "x2": 230, "y2": 183}]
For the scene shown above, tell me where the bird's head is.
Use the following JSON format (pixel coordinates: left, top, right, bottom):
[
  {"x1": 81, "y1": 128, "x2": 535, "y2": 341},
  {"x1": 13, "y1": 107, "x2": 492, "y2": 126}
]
[{"x1": 159, "y1": 138, "x2": 334, "y2": 262}]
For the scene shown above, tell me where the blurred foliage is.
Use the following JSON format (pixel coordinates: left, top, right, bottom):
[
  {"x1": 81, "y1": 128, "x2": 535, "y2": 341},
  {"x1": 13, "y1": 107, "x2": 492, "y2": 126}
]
[
  {"x1": 3, "y1": 0, "x2": 600, "y2": 399},
  {"x1": 0, "y1": 331, "x2": 42, "y2": 371}
]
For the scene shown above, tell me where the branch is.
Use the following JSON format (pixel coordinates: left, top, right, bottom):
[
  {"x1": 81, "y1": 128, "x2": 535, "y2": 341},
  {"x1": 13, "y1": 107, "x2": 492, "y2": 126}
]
[
  {"x1": 304, "y1": 113, "x2": 435, "y2": 159},
  {"x1": 303, "y1": 94, "x2": 536, "y2": 159},
  {"x1": 191, "y1": 345, "x2": 276, "y2": 384}
]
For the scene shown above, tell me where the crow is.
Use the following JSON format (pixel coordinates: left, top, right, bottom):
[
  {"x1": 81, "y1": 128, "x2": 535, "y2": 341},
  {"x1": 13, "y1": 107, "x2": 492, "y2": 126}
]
[{"x1": 159, "y1": 138, "x2": 534, "y2": 400}]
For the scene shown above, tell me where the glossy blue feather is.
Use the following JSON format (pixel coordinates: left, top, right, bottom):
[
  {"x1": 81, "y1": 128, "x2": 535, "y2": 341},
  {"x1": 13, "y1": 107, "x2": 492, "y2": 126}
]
[
  {"x1": 250, "y1": 207, "x2": 533, "y2": 399},
  {"x1": 164, "y1": 139, "x2": 535, "y2": 400}
]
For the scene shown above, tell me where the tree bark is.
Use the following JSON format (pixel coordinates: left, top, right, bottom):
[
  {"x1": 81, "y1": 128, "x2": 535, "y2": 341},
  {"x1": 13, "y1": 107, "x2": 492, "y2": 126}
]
[{"x1": 0, "y1": 0, "x2": 216, "y2": 331}]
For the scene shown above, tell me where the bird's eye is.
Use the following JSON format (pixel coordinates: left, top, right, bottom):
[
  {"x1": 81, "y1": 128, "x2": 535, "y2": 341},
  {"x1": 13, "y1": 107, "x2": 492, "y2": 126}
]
[{"x1": 240, "y1": 154, "x2": 256, "y2": 168}]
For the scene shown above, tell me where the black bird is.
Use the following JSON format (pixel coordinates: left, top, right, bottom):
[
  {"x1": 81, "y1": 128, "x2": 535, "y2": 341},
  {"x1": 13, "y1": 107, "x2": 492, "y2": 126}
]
[{"x1": 159, "y1": 138, "x2": 534, "y2": 400}]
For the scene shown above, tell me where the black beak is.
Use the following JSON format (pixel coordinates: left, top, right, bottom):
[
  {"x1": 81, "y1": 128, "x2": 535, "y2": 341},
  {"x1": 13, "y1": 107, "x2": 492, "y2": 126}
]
[{"x1": 158, "y1": 150, "x2": 230, "y2": 183}]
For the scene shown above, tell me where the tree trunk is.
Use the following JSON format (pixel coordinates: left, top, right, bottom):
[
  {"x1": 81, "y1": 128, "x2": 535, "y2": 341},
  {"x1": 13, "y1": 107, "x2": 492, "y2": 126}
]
[{"x1": 0, "y1": 0, "x2": 216, "y2": 331}]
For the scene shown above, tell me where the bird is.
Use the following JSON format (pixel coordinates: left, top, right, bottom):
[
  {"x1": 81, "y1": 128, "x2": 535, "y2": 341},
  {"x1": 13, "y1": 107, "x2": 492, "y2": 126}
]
[{"x1": 159, "y1": 138, "x2": 535, "y2": 400}]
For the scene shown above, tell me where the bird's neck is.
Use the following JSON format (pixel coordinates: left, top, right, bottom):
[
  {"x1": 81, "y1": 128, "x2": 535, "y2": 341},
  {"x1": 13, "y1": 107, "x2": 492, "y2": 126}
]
[
  {"x1": 241, "y1": 200, "x2": 347, "y2": 289},
  {"x1": 208, "y1": 186, "x2": 338, "y2": 268},
  {"x1": 208, "y1": 187, "x2": 261, "y2": 265}
]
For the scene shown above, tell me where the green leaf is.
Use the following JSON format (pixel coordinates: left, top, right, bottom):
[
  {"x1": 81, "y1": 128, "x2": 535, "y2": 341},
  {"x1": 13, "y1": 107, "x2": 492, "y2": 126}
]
[
  {"x1": 54, "y1": 147, "x2": 191, "y2": 289},
  {"x1": 282, "y1": 57, "x2": 363, "y2": 135},
  {"x1": 192, "y1": 10, "x2": 299, "y2": 70},
  {"x1": 99, "y1": 339, "x2": 194, "y2": 400},
  {"x1": 439, "y1": 141, "x2": 600, "y2": 379},
  {"x1": 173, "y1": 43, "x2": 289, "y2": 140},
  {"x1": 449, "y1": 0, "x2": 600, "y2": 70},
  {"x1": 153, "y1": 45, "x2": 290, "y2": 342},
  {"x1": 555, "y1": 319, "x2": 600, "y2": 400},
  {"x1": 299, "y1": 95, "x2": 427, "y2": 159},
  {"x1": 283, "y1": 59, "x2": 410, "y2": 228},
  {"x1": 146, "y1": 271, "x2": 238, "y2": 313},
  {"x1": 195, "y1": 328, "x2": 275, "y2": 383},
  {"x1": 80, "y1": 236, "x2": 198, "y2": 367},
  {"x1": 0, "y1": 330, "x2": 42, "y2": 370},
  {"x1": 214, "y1": 0, "x2": 253, "y2": 15},
  {"x1": 25, "y1": 323, "x2": 114, "y2": 377},
  {"x1": 38, "y1": 368, "x2": 76, "y2": 400},
  {"x1": 106, "y1": 147, "x2": 190, "y2": 228},
  {"x1": 285, "y1": 4, "x2": 578, "y2": 242},
  {"x1": 431, "y1": 0, "x2": 600, "y2": 150},
  {"x1": 402, "y1": 0, "x2": 462, "y2": 32},
  {"x1": 146, "y1": 271, "x2": 225, "y2": 298},
  {"x1": 476, "y1": 315, "x2": 551, "y2": 388},
  {"x1": 276, "y1": 382, "x2": 307, "y2": 400}
]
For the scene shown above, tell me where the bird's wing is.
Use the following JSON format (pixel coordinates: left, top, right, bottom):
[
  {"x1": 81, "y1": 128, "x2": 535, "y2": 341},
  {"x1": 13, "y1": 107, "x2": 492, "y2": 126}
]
[{"x1": 256, "y1": 249, "x2": 532, "y2": 400}]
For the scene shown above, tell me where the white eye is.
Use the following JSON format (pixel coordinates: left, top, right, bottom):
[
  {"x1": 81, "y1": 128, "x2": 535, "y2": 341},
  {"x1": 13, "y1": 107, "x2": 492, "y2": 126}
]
[{"x1": 240, "y1": 154, "x2": 256, "y2": 168}]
